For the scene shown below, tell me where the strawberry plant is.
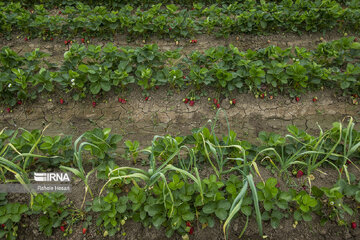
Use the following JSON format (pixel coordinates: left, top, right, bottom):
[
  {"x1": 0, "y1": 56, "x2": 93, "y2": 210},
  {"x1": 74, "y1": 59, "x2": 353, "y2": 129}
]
[
  {"x1": 87, "y1": 190, "x2": 128, "y2": 237},
  {"x1": 124, "y1": 140, "x2": 140, "y2": 164},
  {"x1": 256, "y1": 178, "x2": 291, "y2": 228},
  {"x1": 0, "y1": 203, "x2": 28, "y2": 240},
  {"x1": 31, "y1": 193, "x2": 72, "y2": 237},
  {"x1": 290, "y1": 190, "x2": 319, "y2": 222},
  {"x1": 311, "y1": 185, "x2": 353, "y2": 226}
]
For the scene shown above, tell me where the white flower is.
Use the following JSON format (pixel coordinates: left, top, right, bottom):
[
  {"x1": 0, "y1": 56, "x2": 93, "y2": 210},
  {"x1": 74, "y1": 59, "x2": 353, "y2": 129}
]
[
  {"x1": 173, "y1": 76, "x2": 176, "y2": 79},
  {"x1": 8, "y1": 83, "x2": 11, "y2": 88},
  {"x1": 72, "y1": 82, "x2": 75, "y2": 86},
  {"x1": 71, "y1": 79, "x2": 75, "y2": 83}
]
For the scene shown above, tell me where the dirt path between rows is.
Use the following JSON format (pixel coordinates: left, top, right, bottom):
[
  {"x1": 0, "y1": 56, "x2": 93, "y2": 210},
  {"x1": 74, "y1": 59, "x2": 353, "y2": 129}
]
[{"x1": 1, "y1": 88, "x2": 359, "y2": 147}]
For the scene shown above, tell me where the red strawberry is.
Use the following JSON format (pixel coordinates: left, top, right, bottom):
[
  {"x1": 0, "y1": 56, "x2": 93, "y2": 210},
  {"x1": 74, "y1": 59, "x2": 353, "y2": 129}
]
[
  {"x1": 295, "y1": 97, "x2": 300, "y2": 102},
  {"x1": 81, "y1": 38, "x2": 85, "y2": 43},
  {"x1": 189, "y1": 100, "x2": 195, "y2": 106},
  {"x1": 194, "y1": 40, "x2": 198, "y2": 43},
  {"x1": 186, "y1": 222, "x2": 191, "y2": 227},
  {"x1": 183, "y1": 76, "x2": 186, "y2": 79},
  {"x1": 216, "y1": 103, "x2": 220, "y2": 108},
  {"x1": 6, "y1": 108, "x2": 10, "y2": 113},
  {"x1": 231, "y1": 99, "x2": 236, "y2": 105},
  {"x1": 276, "y1": 183, "x2": 280, "y2": 188},
  {"x1": 24, "y1": 37, "x2": 28, "y2": 41},
  {"x1": 312, "y1": 97, "x2": 318, "y2": 102},
  {"x1": 351, "y1": 222, "x2": 357, "y2": 229},
  {"x1": 296, "y1": 170, "x2": 304, "y2": 178},
  {"x1": 60, "y1": 98, "x2": 64, "y2": 104},
  {"x1": 1, "y1": 224, "x2": 4, "y2": 228},
  {"x1": 347, "y1": 160, "x2": 352, "y2": 165},
  {"x1": 60, "y1": 226, "x2": 65, "y2": 232},
  {"x1": 58, "y1": 11, "x2": 62, "y2": 14},
  {"x1": 64, "y1": 40, "x2": 68, "y2": 45},
  {"x1": 121, "y1": 99, "x2": 126, "y2": 104},
  {"x1": 260, "y1": 93, "x2": 265, "y2": 99},
  {"x1": 155, "y1": 86, "x2": 159, "y2": 90},
  {"x1": 183, "y1": 98, "x2": 189, "y2": 104},
  {"x1": 189, "y1": 227, "x2": 194, "y2": 235},
  {"x1": 50, "y1": 37, "x2": 54, "y2": 41},
  {"x1": 118, "y1": 98, "x2": 122, "y2": 102},
  {"x1": 92, "y1": 101, "x2": 96, "y2": 107},
  {"x1": 82, "y1": 228, "x2": 87, "y2": 234},
  {"x1": 17, "y1": 100, "x2": 22, "y2": 105},
  {"x1": 145, "y1": 96, "x2": 149, "y2": 101},
  {"x1": 169, "y1": 27, "x2": 172, "y2": 31},
  {"x1": 213, "y1": 98, "x2": 218, "y2": 104}
]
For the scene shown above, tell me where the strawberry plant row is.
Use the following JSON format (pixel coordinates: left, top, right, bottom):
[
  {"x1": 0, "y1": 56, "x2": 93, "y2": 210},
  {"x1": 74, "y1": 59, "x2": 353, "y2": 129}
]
[
  {"x1": 1, "y1": 37, "x2": 359, "y2": 107},
  {"x1": 0, "y1": 114, "x2": 359, "y2": 239},
  {"x1": 9, "y1": 0, "x2": 358, "y2": 9},
  {"x1": 1, "y1": 0, "x2": 360, "y2": 40}
]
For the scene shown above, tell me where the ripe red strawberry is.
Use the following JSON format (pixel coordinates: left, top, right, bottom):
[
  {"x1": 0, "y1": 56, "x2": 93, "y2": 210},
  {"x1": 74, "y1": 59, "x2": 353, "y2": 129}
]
[
  {"x1": 312, "y1": 97, "x2": 318, "y2": 102},
  {"x1": 60, "y1": 98, "x2": 64, "y2": 104},
  {"x1": 296, "y1": 170, "x2": 304, "y2": 178},
  {"x1": 82, "y1": 228, "x2": 87, "y2": 234},
  {"x1": 64, "y1": 40, "x2": 68, "y2": 45},
  {"x1": 81, "y1": 38, "x2": 85, "y2": 43},
  {"x1": 24, "y1": 37, "x2": 28, "y2": 41},
  {"x1": 58, "y1": 11, "x2": 62, "y2": 14},
  {"x1": 189, "y1": 100, "x2": 195, "y2": 106},
  {"x1": 60, "y1": 226, "x2": 65, "y2": 232},
  {"x1": 213, "y1": 98, "x2": 218, "y2": 104},
  {"x1": 1, "y1": 224, "x2": 5, "y2": 228},
  {"x1": 118, "y1": 98, "x2": 122, "y2": 102},
  {"x1": 276, "y1": 183, "x2": 280, "y2": 188},
  {"x1": 189, "y1": 227, "x2": 194, "y2": 235},
  {"x1": 194, "y1": 39, "x2": 198, "y2": 43},
  {"x1": 169, "y1": 27, "x2": 172, "y2": 31},
  {"x1": 183, "y1": 98, "x2": 189, "y2": 104},
  {"x1": 186, "y1": 222, "x2": 191, "y2": 227},
  {"x1": 121, "y1": 99, "x2": 126, "y2": 104},
  {"x1": 155, "y1": 86, "x2": 159, "y2": 89},
  {"x1": 17, "y1": 100, "x2": 22, "y2": 105},
  {"x1": 232, "y1": 99, "x2": 236, "y2": 104},
  {"x1": 92, "y1": 101, "x2": 96, "y2": 107},
  {"x1": 351, "y1": 222, "x2": 357, "y2": 229},
  {"x1": 216, "y1": 103, "x2": 220, "y2": 108},
  {"x1": 145, "y1": 96, "x2": 149, "y2": 101},
  {"x1": 347, "y1": 160, "x2": 352, "y2": 165},
  {"x1": 260, "y1": 93, "x2": 265, "y2": 99},
  {"x1": 183, "y1": 76, "x2": 186, "y2": 79},
  {"x1": 50, "y1": 37, "x2": 54, "y2": 41},
  {"x1": 6, "y1": 108, "x2": 10, "y2": 113},
  {"x1": 295, "y1": 96, "x2": 300, "y2": 102}
]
